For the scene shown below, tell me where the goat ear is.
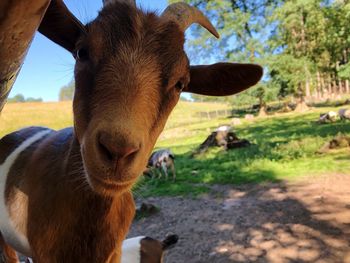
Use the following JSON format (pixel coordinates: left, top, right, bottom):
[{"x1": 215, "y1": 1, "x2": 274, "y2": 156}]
[
  {"x1": 185, "y1": 63, "x2": 263, "y2": 96},
  {"x1": 38, "y1": 0, "x2": 84, "y2": 53},
  {"x1": 161, "y1": 234, "x2": 179, "y2": 250}
]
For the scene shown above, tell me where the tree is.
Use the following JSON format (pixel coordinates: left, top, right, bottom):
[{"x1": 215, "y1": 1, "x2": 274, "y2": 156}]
[
  {"x1": 169, "y1": 0, "x2": 282, "y2": 62},
  {"x1": 254, "y1": 86, "x2": 267, "y2": 116},
  {"x1": 170, "y1": 0, "x2": 350, "y2": 108},
  {"x1": 169, "y1": 0, "x2": 282, "y2": 105},
  {"x1": 7, "y1": 93, "x2": 43, "y2": 103},
  {"x1": 59, "y1": 80, "x2": 75, "y2": 101},
  {"x1": 7, "y1": 93, "x2": 25, "y2": 103},
  {"x1": 26, "y1": 97, "x2": 43, "y2": 102},
  {"x1": 270, "y1": 0, "x2": 350, "y2": 102}
]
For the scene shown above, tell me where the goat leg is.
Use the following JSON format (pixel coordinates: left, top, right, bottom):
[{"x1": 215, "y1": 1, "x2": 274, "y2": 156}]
[
  {"x1": 170, "y1": 162, "x2": 176, "y2": 182},
  {"x1": 161, "y1": 162, "x2": 168, "y2": 180}
]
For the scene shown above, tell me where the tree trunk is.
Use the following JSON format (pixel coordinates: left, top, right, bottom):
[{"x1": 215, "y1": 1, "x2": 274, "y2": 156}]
[
  {"x1": 294, "y1": 98, "x2": 309, "y2": 112},
  {"x1": 332, "y1": 79, "x2": 338, "y2": 98},
  {"x1": 338, "y1": 80, "x2": 344, "y2": 95},
  {"x1": 258, "y1": 105, "x2": 267, "y2": 117},
  {"x1": 0, "y1": 0, "x2": 51, "y2": 113},
  {"x1": 305, "y1": 79, "x2": 311, "y2": 98},
  {"x1": 315, "y1": 71, "x2": 324, "y2": 100},
  {"x1": 294, "y1": 84, "x2": 309, "y2": 112},
  {"x1": 328, "y1": 75, "x2": 333, "y2": 98},
  {"x1": 320, "y1": 73, "x2": 326, "y2": 99}
]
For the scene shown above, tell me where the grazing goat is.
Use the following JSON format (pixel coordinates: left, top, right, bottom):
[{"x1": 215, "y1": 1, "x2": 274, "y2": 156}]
[
  {"x1": 215, "y1": 126, "x2": 233, "y2": 149},
  {"x1": 338, "y1": 108, "x2": 350, "y2": 121},
  {"x1": 0, "y1": 0, "x2": 263, "y2": 262},
  {"x1": 318, "y1": 111, "x2": 338, "y2": 123},
  {"x1": 145, "y1": 149, "x2": 176, "y2": 181}
]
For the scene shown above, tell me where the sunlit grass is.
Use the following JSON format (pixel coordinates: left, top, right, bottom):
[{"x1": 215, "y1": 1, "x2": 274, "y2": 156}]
[
  {"x1": 140, "y1": 106, "x2": 350, "y2": 196},
  {"x1": 0, "y1": 102, "x2": 73, "y2": 137},
  {"x1": 1, "y1": 101, "x2": 350, "y2": 197},
  {"x1": 0, "y1": 100, "x2": 229, "y2": 138}
]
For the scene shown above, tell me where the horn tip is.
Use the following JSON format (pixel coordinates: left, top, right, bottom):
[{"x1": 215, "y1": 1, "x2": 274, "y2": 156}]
[{"x1": 210, "y1": 29, "x2": 220, "y2": 39}]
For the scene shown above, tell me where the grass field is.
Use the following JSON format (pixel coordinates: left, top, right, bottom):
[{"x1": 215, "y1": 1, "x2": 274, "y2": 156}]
[
  {"x1": 0, "y1": 101, "x2": 229, "y2": 138},
  {"x1": 1, "y1": 101, "x2": 350, "y2": 197},
  {"x1": 138, "y1": 106, "x2": 350, "y2": 197}
]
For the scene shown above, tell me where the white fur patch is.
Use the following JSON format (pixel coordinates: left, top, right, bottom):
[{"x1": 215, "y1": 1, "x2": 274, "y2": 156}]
[
  {"x1": 121, "y1": 236, "x2": 145, "y2": 263},
  {"x1": 216, "y1": 125, "x2": 231, "y2": 132},
  {"x1": 0, "y1": 129, "x2": 51, "y2": 256},
  {"x1": 21, "y1": 236, "x2": 145, "y2": 262}
]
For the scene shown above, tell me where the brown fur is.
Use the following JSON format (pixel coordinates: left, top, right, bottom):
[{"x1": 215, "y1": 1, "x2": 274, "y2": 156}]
[
  {"x1": 140, "y1": 235, "x2": 178, "y2": 263},
  {"x1": 1, "y1": 1, "x2": 262, "y2": 262},
  {"x1": 140, "y1": 238, "x2": 164, "y2": 263},
  {"x1": 71, "y1": 2, "x2": 189, "y2": 196},
  {"x1": 2, "y1": 127, "x2": 135, "y2": 262},
  {"x1": 0, "y1": 233, "x2": 18, "y2": 263}
]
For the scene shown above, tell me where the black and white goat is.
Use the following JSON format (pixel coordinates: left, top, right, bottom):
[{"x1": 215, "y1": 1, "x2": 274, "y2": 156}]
[
  {"x1": 338, "y1": 108, "x2": 350, "y2": 121},
  {"x1": 145, "y1": 149, "x2": 176, "y2": 181},
  {"x1": 21, "y1": 235, "x2": 179, "y2": 263}
]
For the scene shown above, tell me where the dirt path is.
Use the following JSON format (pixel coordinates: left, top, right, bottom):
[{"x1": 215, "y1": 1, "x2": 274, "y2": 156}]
[{"x1": 128, "y1": 174, "x2": 350, "y2": 263}]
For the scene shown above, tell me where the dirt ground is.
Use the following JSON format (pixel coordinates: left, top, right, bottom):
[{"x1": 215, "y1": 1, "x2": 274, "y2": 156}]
[{"x1": 128, "y1": 174, "x2": 350, "y2": 263}]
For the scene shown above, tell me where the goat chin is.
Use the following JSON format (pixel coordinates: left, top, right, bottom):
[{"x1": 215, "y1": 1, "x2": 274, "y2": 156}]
[{"x1": 86, "y1": 173, "x2": 136, "y2": 196}]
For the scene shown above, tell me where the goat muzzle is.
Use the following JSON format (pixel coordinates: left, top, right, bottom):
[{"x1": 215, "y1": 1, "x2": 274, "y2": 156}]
[{"x1": 97, "y1": 131, "x2": 140, "y2": 166}]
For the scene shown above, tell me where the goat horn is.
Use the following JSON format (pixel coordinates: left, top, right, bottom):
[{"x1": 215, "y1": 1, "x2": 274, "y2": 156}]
[
  {"x1": 162, "y1": 2, "x2": 219, "y2": 39},
  {"x1": 103, "y1": 0, "x2": 136, "y2": 7}
]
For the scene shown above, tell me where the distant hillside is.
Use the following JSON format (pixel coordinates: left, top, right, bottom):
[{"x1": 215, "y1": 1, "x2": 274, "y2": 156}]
[{"x1": 0, "y1": 101, "x2": 230, "y2": 138}]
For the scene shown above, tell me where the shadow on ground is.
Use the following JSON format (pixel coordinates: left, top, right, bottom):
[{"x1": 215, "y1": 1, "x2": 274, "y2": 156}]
[{"x1": 129, "y1": 174, "x2": 350, "y2": 263}]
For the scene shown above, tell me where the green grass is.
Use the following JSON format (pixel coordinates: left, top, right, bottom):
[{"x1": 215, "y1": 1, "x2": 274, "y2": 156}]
[
  {"x1": 136, "y1": 107, "x2": 350, "y2": 197},
  {"x1": 1, "y1": 101, "x2": 350, "y2": 198}
]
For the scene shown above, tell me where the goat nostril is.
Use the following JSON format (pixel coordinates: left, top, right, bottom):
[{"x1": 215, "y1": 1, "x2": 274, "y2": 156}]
[
  {"x1": 98, "y1": 132, "x2": 140, "y2": 162},
  {"x1": 116, "y1": 146, "x2": 139, "y2": 160},
  {"x1": 99, "y1": 140, "x2": 115, "y2": 162}
]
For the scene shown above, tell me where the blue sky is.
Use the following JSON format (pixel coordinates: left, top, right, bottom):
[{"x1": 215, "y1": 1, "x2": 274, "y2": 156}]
[{"x1": 11, "y1": 0, "x2": 168, "y2": 102}]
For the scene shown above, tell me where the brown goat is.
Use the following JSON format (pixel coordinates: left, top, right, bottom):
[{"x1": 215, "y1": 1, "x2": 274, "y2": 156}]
[{"x1": 0, "y1": 0, "x2": 263, "y2": 262}]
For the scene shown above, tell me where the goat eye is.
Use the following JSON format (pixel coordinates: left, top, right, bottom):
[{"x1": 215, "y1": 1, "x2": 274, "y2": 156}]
[
  {"x1": 76, "y1": 48, "x2": 89, "y2": 61},
  {"x1": 175, "y1": 81, "x2": 185, "y2": 92}
]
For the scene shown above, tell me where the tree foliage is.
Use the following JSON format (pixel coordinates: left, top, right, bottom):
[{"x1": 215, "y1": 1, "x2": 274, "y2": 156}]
[
  {"x1": 7, "y1": 94, "x2": 42, "y2": 103},
  {"x1": 59, "y1": 80, "x2": 75, "y2": 101},
  {"x1": 170, "y1": 0, "x2": 350, "y2": 107}
]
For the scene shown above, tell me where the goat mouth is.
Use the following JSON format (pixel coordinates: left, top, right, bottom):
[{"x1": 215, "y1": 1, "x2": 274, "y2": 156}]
[{"x1": 88, "y1": 173, "x2": 135, "y2": 195}]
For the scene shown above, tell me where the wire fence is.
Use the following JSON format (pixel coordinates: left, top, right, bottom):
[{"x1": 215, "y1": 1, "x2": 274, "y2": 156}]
[{"x1": 194, "y1": 109, "x2": 233, "y2": 120}]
